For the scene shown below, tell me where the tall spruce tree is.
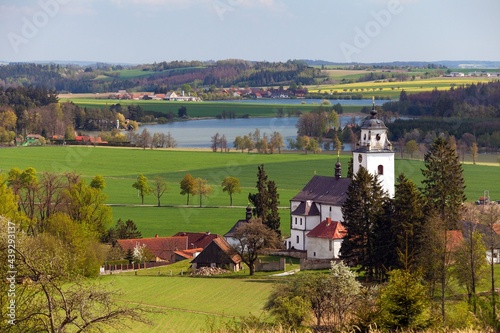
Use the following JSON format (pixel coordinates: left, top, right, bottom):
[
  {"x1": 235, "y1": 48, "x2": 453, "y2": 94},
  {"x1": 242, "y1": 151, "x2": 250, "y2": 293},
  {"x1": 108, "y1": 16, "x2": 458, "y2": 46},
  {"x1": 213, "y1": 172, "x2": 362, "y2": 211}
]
[
  {"x1": 421, "y1": 137, "x2": 466, "y2": 323},
  {"x1": 248, "y1": 164, "x2": 281, "y2": 236},
  {"x1": 393, "y1": 174, "x2": 426, "y2": 270},
  {"x1": 340, "y1": 166, "x2": 386, "y2": 281}
]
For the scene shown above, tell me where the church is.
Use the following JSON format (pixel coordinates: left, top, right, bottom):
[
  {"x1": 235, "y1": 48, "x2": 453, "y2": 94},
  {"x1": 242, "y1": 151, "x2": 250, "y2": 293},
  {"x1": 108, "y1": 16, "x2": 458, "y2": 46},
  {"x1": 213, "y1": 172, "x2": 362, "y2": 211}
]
[{"x1": 285, "y1": 101, "x2": 395, "y2": 260}]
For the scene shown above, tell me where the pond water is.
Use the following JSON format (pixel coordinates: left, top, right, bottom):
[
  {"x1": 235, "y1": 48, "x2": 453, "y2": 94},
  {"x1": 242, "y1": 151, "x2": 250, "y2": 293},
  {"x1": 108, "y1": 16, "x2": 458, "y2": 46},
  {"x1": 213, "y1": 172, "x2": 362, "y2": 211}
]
[{"x1": 140, "y1": 116, "x2": 362, "y2": 148}]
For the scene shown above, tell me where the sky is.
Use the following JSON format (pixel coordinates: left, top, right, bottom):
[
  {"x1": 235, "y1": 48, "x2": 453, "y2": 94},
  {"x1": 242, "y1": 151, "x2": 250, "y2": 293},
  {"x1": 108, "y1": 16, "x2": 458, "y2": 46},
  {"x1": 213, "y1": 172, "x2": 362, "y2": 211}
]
[{"x1": 1, "y1": 0, "x2": 499, "y2": 64}]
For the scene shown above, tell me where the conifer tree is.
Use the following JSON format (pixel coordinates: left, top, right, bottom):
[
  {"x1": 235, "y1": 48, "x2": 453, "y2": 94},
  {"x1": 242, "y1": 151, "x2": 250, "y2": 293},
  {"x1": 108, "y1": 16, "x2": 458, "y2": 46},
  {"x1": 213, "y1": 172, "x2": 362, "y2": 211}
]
[
  {"x1": 421, "y1": 137, "x2": 466, "y2": 323},
  {"x1": 340, "y1": 166, "x2": 386, "y2": 281},
  {"x1": 248, "y1": 164, "x2": 281, "y2": 236},
  {"x1": 393, "y1": 174, "x2": 426, "y2": 269}
]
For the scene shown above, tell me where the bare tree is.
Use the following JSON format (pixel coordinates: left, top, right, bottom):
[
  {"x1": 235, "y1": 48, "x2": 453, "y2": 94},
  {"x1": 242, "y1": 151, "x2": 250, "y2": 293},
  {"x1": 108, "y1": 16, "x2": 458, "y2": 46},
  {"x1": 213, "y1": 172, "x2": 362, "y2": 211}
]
[{"x1": 152, "y1": 176, "x2": 167, "y2": 207}]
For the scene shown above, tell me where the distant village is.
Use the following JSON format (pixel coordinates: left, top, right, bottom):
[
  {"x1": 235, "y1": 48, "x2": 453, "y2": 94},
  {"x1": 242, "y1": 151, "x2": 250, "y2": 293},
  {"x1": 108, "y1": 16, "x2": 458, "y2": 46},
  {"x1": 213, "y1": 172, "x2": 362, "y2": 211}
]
[{"x1": 110, "y1": 87, "x2": 308, "y2": 101}]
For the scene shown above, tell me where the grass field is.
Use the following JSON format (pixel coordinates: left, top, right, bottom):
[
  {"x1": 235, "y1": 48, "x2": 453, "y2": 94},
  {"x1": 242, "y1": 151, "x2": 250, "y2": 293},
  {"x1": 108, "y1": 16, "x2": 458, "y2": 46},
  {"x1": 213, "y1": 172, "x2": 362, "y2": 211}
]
[
  {"x1": 100, "y1": 274, "x2": 276, "y2": 333},
  {"x1": 1, "y1": 146, "x2": 499, "y2": 238},
  {"x1": 307, "y1": 77, "x2": 496, "y2": 99},
  {"x1": 58, "y1": 98, "x2": 365, "y2": 118}
]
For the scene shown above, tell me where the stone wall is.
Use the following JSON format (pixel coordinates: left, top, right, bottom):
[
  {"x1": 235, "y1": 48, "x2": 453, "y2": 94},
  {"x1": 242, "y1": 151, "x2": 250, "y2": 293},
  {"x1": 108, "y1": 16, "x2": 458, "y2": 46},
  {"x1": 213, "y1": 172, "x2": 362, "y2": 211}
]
[
  {"x1": 300, "y1": 258, "x2": 340, "y2": 270},
  {"x1": 255, "y1": 257, "x2": 286, "y2": 272}
]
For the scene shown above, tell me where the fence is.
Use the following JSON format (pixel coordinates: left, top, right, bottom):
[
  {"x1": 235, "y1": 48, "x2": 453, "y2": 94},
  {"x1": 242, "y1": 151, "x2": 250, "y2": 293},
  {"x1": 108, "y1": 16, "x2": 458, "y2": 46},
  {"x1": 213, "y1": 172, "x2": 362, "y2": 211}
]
[{"x1": 101, "y1": 261, "x2": 170, "y2": 274}]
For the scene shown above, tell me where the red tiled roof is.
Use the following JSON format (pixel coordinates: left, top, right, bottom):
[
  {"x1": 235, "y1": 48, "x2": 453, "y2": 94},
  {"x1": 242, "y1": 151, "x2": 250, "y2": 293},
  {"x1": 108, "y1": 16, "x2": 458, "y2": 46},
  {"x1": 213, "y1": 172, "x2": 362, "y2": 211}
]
[
  {"x1": 172, "y1": 232, "x2": 220, "y2": 249},
  {"x1": 174, "y1": 248, "x2": 203, "y2": 259},
  {"x1": 117, "y1": 236, "x2": 188, "y2": 262},
  {"x1": 307, "y1": 218, "x2": 346, "y2": 239}
]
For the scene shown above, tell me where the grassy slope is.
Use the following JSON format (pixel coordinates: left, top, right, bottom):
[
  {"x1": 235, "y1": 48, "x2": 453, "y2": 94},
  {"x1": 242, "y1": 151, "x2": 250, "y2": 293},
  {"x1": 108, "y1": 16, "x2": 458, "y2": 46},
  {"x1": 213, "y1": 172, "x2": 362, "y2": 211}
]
[
  {"x1": 58, "y1": 98, "x2": 364, "y2": 117},
  {"x1": 1, "y1": 147, "x2": 499, "y2": 237},
  {"x1": 100, "y1": 274, "x2": 275, "y2": 333}
]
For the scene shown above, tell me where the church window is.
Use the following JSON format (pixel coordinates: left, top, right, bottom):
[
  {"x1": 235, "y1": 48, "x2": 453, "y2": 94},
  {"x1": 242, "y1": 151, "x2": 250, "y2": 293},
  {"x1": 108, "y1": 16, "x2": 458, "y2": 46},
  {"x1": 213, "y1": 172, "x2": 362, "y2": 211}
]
[
  {"x1": 376, "y1": 134, "x2": 381, "y2": 141},
  {"x1": 329, "y1": 240, "x2": 332, "y2": 251},
  {"x1": 294, "y1": 217, "x2": 297, "y2": 225},
  {"x1": 378, "y1": 165, "x2": 384, "y2": 175},
  {"x1": 300, "y1": 218, "x2": 303, "y2": 225},
  {"x1": 363, "y1": 133, "x2": 366, "y2": 140},
  {"x1": 296, "y1": 235, "x2": 299, "y2": 244}
]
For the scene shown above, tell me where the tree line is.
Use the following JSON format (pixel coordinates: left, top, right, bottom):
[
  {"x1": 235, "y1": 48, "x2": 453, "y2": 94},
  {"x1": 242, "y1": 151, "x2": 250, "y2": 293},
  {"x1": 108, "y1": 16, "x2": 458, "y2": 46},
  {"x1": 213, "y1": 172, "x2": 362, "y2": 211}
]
[{"x1": 0, "y1": 60, "x2": 326, "y2": 94}]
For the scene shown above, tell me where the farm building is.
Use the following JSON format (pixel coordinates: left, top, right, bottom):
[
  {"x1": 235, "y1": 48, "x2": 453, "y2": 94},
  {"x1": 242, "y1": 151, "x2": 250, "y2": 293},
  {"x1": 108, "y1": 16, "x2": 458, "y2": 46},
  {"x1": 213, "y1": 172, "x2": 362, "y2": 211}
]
[
  {"x1": 191, "y1": 238, "x2": 242, "y2": 271},
  {"x1": 117, "y1": 236, "x2": 188, "y2": 263},
  {"x1": 172, "y1": 231, "x2": 221, "y2": 250}
]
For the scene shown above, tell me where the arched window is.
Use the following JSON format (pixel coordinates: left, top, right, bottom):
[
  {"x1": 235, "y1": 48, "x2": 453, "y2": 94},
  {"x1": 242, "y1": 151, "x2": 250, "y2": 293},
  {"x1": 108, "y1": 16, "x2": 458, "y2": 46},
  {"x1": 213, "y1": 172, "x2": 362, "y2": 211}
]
[{"x1": 378, "y1": 165, "x2": 384, "y2": 175}]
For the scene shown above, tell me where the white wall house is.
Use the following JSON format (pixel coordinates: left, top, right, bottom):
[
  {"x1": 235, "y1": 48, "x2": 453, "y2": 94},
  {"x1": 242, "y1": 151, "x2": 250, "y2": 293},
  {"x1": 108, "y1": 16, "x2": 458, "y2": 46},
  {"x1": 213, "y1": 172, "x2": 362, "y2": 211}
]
[
  {"x1": 306, "y1": 218, "x2": 346, "y2": 260},
  {"x1": 287, "y1": 101, "x2": 395, "y2": 259}
]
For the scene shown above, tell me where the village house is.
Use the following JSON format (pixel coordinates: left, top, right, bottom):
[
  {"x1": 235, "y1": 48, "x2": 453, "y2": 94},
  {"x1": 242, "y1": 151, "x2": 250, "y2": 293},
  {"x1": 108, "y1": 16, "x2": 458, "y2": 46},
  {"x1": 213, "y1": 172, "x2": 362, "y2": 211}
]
[{"x1": 117, "y1": 235, "x2": 189, "y2": 263}]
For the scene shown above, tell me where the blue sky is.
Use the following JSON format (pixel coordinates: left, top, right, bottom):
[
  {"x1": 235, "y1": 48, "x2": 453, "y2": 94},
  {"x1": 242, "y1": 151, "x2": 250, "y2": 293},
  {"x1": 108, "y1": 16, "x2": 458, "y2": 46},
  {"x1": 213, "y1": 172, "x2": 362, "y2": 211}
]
[{"x1": 1, "y1": 0, "x2": 499, "y2": 64}]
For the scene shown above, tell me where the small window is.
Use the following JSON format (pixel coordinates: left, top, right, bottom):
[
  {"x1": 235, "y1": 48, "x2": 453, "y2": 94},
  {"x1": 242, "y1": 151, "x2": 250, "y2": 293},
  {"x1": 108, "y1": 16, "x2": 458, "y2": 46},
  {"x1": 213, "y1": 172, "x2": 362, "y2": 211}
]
[
  {"x1": 329, "y1": 207, "x2": 332, "y2": 212},
  {"x1": 378, "y1": 165, "x2": 384, "y2": 175},
  {"x1": 300, "y1": 218, "x2": 303, "y2": 225},
  {"x1": 376, "y1": 134, "x2": 381, "y2": 141},
  {"x1": 313, "y1": 252, "x2": 316, "y2": 257},
  {"x1": 296, "y1": 235, "x2": 299, "y2": 244},
  {"x1": 363, "y1": 133, "x2": 366, "y2": 140},
  {"x1": 329, "y1": 240, "x2": 332, "y2": 251},
  {"x1": 294, "y1": 217, "x2": 297, "y2": 224}
]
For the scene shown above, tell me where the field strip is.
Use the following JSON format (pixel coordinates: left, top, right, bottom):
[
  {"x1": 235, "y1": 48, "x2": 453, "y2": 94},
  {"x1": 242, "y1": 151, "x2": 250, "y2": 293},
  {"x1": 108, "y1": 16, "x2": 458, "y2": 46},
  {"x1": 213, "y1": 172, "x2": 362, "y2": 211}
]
[{"x1": 121, "y1": 301, "x2": 243, "y2": 318}]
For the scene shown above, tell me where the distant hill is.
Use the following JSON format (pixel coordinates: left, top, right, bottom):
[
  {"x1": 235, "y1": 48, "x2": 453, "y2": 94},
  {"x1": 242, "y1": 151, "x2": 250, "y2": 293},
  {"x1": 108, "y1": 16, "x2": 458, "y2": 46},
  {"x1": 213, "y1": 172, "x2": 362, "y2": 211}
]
[{"x1": 301, "y1": 59, "x2": 500, "y2": 69}]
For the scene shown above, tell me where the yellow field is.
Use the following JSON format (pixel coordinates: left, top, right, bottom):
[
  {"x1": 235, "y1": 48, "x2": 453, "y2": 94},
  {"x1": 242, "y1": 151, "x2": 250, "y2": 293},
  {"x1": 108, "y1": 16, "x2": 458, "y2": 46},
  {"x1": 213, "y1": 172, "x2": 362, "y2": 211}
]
[{"x1": 307, "y1": 77, "x2": 496, "y2": 98}]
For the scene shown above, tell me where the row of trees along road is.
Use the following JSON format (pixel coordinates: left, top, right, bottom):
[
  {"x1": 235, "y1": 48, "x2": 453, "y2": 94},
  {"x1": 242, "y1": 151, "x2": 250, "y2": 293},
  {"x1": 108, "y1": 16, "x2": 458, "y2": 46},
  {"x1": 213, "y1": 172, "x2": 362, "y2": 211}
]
[{"x1": 131, "y1": 173, "x2": 243, "y2": 207}]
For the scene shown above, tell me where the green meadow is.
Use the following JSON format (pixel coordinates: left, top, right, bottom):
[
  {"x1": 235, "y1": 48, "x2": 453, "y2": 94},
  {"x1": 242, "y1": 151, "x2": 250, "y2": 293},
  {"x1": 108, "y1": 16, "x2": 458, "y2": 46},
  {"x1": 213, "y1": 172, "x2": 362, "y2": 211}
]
[
  {"x1": 58, "y1": 98, "x2": 365, "y2": 117},
  {"x1": 1, "y1": 146, "x2": 499, "y2": 237},
  {"x1": 99, "y1": 273, "x2": 276, "y2": 333}
]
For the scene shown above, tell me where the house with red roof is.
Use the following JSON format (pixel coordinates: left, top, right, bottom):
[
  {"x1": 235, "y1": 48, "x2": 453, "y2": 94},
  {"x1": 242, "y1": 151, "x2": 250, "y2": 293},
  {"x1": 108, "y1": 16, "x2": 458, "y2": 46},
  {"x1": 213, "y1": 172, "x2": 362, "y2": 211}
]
[
  {"x1": 306, "y1": 217, "x2": 346, "y2": 260},
  {"x1": 117, "y1": 236, "x2": 188, "y2": 263},
  {"x1": 172, "y1": 231, "x2": 221, "y2": 249}
]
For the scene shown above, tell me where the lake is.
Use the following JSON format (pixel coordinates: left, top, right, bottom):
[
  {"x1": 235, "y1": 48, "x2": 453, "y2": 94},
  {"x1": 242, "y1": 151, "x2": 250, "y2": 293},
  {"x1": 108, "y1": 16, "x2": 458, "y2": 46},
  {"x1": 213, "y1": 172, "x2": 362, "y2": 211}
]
[{"x1": 141, "y1": 116, "x2": 362, "y2": 148}]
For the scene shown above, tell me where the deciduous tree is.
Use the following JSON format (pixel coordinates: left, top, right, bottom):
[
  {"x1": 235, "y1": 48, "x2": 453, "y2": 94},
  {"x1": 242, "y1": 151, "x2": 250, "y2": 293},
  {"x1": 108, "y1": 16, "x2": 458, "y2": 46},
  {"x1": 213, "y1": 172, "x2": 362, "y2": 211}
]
[
  {"x1": 180, "y1": 173, "x2": 196, "y2": 205},
  {"x1": 193, "y1": 177, "x2": 212, "y2": 207},
  {"x1": 132, "y1": 174, "x2": 151, "y2": 205},
  {"x1": 230, "y1": 218, "x2": 281, "y2": 276},
  {"x1": 221, "y1": 176, "x2": 241, "y2": 206},
  {"x1": 152, "y1": 176, "x2": 167, "y2": 207}
]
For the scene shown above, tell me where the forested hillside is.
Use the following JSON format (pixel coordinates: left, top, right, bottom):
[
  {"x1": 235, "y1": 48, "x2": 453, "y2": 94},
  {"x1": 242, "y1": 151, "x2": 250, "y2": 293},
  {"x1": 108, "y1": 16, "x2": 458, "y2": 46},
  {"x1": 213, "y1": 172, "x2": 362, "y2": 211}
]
[{"x1": 0, "y1": 60, "x2": 324, "y2": 93}]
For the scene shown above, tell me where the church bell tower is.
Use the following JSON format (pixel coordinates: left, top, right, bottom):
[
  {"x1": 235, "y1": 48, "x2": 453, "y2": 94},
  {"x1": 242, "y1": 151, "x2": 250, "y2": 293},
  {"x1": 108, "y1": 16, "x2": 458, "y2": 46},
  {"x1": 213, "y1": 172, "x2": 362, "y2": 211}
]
[{"x1": 352, "y1": 98, "x2": 395, "y2": 197}]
